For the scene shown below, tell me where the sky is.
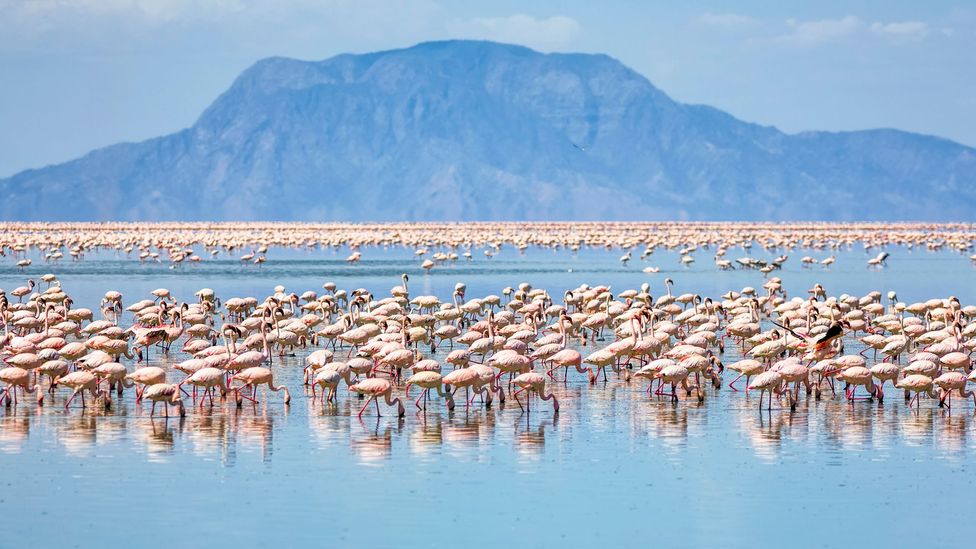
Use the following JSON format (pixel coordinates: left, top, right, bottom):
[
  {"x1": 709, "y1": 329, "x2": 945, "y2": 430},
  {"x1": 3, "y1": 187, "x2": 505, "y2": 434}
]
[{"x1": 0, "y1": 0, "x2": 973, "y2": 177}]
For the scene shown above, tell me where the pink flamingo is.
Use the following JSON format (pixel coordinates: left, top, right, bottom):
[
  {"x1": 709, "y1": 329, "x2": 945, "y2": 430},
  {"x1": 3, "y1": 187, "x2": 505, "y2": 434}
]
[
  {"x1": 512, "y1": 372, "x2": 559, "y2": 413},
  {"x1": 348, "y1": 378, "x2": 404, "y2": 417}
]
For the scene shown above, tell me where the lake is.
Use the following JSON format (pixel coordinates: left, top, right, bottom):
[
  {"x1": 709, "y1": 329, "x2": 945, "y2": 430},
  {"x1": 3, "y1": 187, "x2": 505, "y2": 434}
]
[{"x1": 1, "y1": 242, "x2": 974, "y2": 548}]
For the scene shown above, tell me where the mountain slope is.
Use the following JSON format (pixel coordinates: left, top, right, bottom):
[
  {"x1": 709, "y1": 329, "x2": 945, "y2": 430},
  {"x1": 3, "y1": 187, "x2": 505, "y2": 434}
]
[{"x1": 2, "y1": 40, "x2": 974, "y2": 221}]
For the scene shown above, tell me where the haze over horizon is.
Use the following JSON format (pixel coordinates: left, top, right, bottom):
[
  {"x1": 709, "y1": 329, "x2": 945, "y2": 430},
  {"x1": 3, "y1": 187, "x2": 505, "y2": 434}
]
[{"x1": 0, "y1": 0, "x2": 974, "y2": 178}]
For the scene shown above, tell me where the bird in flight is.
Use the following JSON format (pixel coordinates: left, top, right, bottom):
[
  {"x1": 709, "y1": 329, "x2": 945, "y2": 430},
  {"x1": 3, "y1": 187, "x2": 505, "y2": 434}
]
[{"x1": 772, "y1": 319, "x2": 851, "y2": 352}]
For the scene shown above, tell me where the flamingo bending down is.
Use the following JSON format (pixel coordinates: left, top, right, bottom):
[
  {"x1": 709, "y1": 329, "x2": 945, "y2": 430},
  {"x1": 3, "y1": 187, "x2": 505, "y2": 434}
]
[
  {"x1": 56, "y1": 370, "x2": 106, "y2": 410},
  {"x1": 835, "y1": 366, "x2": 878, "y2": 403},
  {"x1": 178, "y1": 367, "x2": 228, "y2": 408},
  {"x1": 348, "y1": 378, "x2": 405, "y2": 417},
  {"x1": 124, "y1": 367, "x2": 167, "y2": 402},
  {"x1": 231, "y1": 367, "x2": 291, "y2": 406},
  {"x1": 512, "y1": 372, "x2": 559, "y2": 413},
  {"x1": 547, "y1": 348, "x2": 595, "y2": 383},
  {"x1": 142, "y1": 383, "x2": 186, "y2": 417},
  {"x1": 405, "y1": 371, "x2": 455, "y2": 410},
  {"x1": 747, "y1": 371, "x2": 783, "y2": 411},
  {"x1": 933, "y1": 372, "x2": 975, "y2": 412},
  {"x1": 726, "y1": 359, "x2": 764, "y2": 392},
  {"x1": 896, "y1": 375, "x2": 936, "y2": 409},
  {"x1": 0, "y1": 367, "x2": 43, "y2": 406}
]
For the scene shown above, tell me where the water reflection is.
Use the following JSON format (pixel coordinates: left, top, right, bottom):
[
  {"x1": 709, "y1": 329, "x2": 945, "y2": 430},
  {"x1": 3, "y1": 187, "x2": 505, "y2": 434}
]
[
  {"x1": 136, "y1": 417, "x2": 181, "y2": 462},
  {"x1": 409, "y1": 415, "x2": 445, "y2": 456},
  {"x1": 56, "y1": 415, "x2": 99, "y2": 457},
  {"x1": 935, "y1": 413, "x2": 969, "y2": 456},
  {"x1": 442, "y1": 410, "x2": 496, "y2": 458},
  {"x1": 0, "y1": 415, "x2": 30, "y2": 454},
  {"x1": 233, "y1": 412, "x2": 276, "y2": 462},
  {"x1": 352, "y1": 416, "x2": 402, "y2": 464},
  {"x1": 186, "y1": 411, "x2": 235, "y2": 464},
  {"x1": 513, "y1": 415, "x2": 553, "y2": 461},
  {"x1": 2, "y1": 378, "x2": 975, "y2": 466}
]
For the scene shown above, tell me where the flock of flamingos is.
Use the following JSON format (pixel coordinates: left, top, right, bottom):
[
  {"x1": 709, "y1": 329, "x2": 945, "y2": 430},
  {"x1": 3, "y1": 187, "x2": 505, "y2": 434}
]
[
  {"x1": 1, "y1": 222, "x2": 975, "y2": 424},
  {"x1": 0, "y1": 220, "x2": 976, "y2": 426},
  {"x1": 1, "y1": 221, "x2": 974, "y2": 268}
]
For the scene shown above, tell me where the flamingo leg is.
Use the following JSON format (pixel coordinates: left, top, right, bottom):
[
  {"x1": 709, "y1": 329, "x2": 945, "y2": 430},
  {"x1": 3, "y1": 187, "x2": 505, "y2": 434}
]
[
  {"x1": 358, "y1": 395, "x2": 375, "y2": 417},
  {"x1": 64, "y1": 389, "x2": 79, "y2": 410},
  {"x1": 236, "y1": 384, "x2": 259, "y2": 403}
]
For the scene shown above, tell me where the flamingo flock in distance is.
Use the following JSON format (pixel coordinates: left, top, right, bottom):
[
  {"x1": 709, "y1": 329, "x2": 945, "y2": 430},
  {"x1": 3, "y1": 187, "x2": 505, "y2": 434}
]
[
  {"x1": 1, "y1": 260, "x2": 975, "y2": 425},
  {"x1": 0, "y1": 221, "x2": 974, "y2": 270}
]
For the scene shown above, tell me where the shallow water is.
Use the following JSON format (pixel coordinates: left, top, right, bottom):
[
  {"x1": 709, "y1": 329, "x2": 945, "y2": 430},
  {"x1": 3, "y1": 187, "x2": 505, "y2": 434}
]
[{"x1": 1, "y1": 244, "x2": 974, "y2": 548}]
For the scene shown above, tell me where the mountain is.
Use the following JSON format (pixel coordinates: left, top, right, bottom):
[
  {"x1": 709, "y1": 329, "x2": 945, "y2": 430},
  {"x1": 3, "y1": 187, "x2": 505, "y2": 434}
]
[{"x1": 2, "y1": 40, "x2": 974, "y2": 221}]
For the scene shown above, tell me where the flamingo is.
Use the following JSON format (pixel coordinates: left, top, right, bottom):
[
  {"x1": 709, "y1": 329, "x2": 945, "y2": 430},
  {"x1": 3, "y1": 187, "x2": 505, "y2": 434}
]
[
  {"x1": 348, "y1": 378, "x2": 404, "y2": 417},
  {"x1": 142, "y1": 383, "x2": 186, "y2": 417},
  {"x1": 230, "y1": 367, "x2": 290, "y2": 406},
  {"x1": 512, "y1": 372, "x2": 559, "y2": 413},
  {"x1": 0, "y1": 367, "x2": 43, "y2": 406},
  {"x1": 747, "y1": 371, "x2": 784, "y2": 411},
  {"x1": 404, "y1": 371, "x2": 454, "y2": 410},
  {"x1": 56, "y1": 371, "x2": 105, "y2": 410}
]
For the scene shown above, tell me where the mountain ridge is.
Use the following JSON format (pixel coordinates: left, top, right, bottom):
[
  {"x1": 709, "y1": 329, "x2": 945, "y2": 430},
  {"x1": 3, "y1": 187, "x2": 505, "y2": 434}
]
[{"x1": 2, "y1": 39, "x2": 974, "y2": 221}]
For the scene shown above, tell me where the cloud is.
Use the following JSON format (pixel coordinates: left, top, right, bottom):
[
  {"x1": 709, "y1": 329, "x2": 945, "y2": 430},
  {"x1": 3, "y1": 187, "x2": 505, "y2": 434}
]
[
  {"x1": 870, "y1": 21, "x2": 930, "y2": 39},
  {"x1": 778, "y1": 15, "x2": 861, "y2": 45},
  {"x1": 710, "y1": 13, "x2": 946, "y2": 49},
  {"x1": 0, "y1": 0, "x2": 440, "y2": 54},
  {"x1": 1, "y1": 0, "x2": 248, "y2": 28},
  {"x1": 446, "y1": 14, "x2": 581, "y2": 51},
  {"x1": 698, "y1": 12, "x2": 758, "y2": 30}
]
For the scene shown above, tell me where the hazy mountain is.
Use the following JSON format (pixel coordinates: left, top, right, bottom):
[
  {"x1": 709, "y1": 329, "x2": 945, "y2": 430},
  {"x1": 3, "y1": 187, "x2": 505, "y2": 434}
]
[{"x1": 2, "y1": 40, "x2": 974, "y2": 221}]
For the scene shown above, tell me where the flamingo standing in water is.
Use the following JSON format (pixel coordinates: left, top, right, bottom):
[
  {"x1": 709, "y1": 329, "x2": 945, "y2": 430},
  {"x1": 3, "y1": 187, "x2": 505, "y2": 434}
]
[
  {"x1": 56, "y1": 370, "x2": 105, "y2": 410},
  {"x1": 142, "y1": 383, "x2": 186, "y2": 418},
  {"x1": 933, "y1": 372, "x2": 975, "y2": 412},
  {"x1": 11, "y1": 279, "x2": 35, "y2": 302},
  {"x1": 311, "y1": 368, "x2": 342, "y2": 404},
  {"x1": 512, "y1": 372, "x2": 559, "y2": 413},
  {"x1": 404, "y1": 371, "x2": 454, "y2": 410},
  {"x1": 0, "y1": 367, "x2": 43, "y2": 406},
  {"x1": 177, "y1": 367, "x2": 228, "y2": 408},
  {"x1": 124, "y1": 367, "x2": 166, "y2": 402},
  {"x1": 348, "y1": 378, "x2": 404, "y2": 417},
  {"x1": 896, "y1": 375, "x2": 936, "y2": 408},
  {"x1": 231, "y1": 367, "x2": 291, "y2": 406},
  {"x1": 748, "y1": 370, "x2": 783, "y2": 411}
]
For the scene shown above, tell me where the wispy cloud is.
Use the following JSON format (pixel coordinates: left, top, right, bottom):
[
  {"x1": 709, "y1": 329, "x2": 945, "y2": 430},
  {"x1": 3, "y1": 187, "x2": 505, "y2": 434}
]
[
  {"x1": 698, "y1": 12, "x2": 758, "y2": 30},
  {"x1": 739, "y1": 14, "x2": 948, "y2": 48},
  {"x1": 0, "y1": 0, "x2": 441, "y2": 53},
  {"x1": 870, "y1": 21, "x2": 930, "y2": 39},
  {"x1": 779, "y1": 15, "x2": 861, "y2": 45},
  {"x1": 4, "y1": 0, "x2": 246, "y2": 23},
  {"x1": 446, "y1": 14, "x2": 581, "y2": 51}
]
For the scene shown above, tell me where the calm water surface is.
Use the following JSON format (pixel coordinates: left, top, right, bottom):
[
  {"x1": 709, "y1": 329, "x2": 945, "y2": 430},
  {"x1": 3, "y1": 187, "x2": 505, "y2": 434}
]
[{"x1": 1, "y1": 245, "x2": 974, "y2": 548}]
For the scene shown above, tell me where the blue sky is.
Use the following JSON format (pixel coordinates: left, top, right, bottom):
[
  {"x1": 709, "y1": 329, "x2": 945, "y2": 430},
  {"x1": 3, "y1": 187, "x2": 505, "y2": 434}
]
[{"x1": 0, "y1": 0, "x2": 973, "y2": 177}]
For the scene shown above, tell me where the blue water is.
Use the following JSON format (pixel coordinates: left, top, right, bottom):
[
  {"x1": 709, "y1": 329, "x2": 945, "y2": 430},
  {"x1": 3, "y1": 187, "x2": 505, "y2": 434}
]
[{"x1": 1, "y1": 244, "x2": 974, "y2": 548}]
